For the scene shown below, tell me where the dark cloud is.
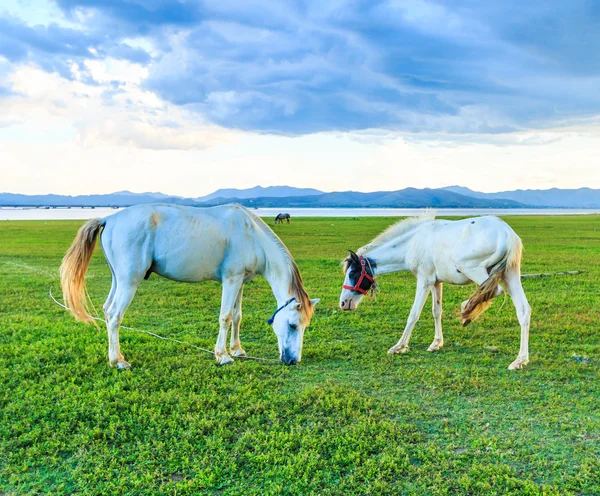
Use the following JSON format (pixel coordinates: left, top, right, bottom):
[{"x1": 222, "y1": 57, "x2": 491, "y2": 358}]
[
  {"x1": 0, "y1": 14, "x2": 152, "y2": 77},
  {"x1": 2, "y1": 0, "x2": 600, "y2": 133},
  {"x1": 55, "y1": 0, "x2": 201, "y2": 30}
]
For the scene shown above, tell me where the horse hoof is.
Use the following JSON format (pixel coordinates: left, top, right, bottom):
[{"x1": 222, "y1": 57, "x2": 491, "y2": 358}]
[
  {"x1": 427, "y1": 343, "x2": 443, "y2": 352},
  {"x1": 115, "y1": 360, "x2": 132, "y2": 370},
  {"x1": 508, "y1": 358, "x2": 528, "y2": 370},
  {"x1": 388, "y1": 345, "x2": 408, "y2": 355},
  {"x1": 217, "y1": 355, "x2": 234, "y2": 366},
  {"x1": 232, "y1": 349, "x2": 247, "y2": 358},
  {"x1": 462, "y1": 318, "x2": 471, "y2": 327}
]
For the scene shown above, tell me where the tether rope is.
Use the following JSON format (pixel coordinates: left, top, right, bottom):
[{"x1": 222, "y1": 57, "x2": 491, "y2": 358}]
[{"x1": 3, "y1": 261, "x2": 279, "y2": 363}]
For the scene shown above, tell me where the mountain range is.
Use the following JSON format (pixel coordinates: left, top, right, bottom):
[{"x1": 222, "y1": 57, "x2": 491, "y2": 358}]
[
  {"x1": 441, "y1": 186, "x2": 600, "y2": 208},
  {"x1": 196, "y1": 185, "x2": 323, "y2": 202},
  {"x1": 200, "y1": 188, "x2": 523, "y2": 208},
  {"x1": 1, "y1": 185, "x2": 600, "y2": 208}
]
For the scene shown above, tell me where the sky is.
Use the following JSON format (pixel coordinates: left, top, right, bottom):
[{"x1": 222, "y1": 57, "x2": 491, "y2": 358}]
[{"x1": 1, "y1": 0, "x2": 599, "y2": 197}]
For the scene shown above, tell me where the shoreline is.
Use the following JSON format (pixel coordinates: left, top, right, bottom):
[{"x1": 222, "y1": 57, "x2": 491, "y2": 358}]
[{"x1": 2, "y1": 206, "x2": 600, "y2": 221}]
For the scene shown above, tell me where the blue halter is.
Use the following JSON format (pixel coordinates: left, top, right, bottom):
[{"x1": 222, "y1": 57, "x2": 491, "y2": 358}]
[{"x1": 267, "y1": 297, "x2": 296, "y2": 325}]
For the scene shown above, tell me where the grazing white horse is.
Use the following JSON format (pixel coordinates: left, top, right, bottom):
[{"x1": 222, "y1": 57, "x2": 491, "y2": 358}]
[
  {"x1": 60, "y1": 204, "x2": 319, "y2": 368},
  {"x1": 339, "y1": 213, "x2": 531, "y2": 370}
]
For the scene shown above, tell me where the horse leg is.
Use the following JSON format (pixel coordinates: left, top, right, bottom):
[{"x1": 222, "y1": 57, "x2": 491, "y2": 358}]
[
  {"x1": 215, "y1": 277, "x2": 243, "y2": 365},
  {"x1": 102, "y1": 257, "x2": 117, "y2": 313},
  {"x1": 103, "y1": 275, "x2": 117, "y2": 314},
  {"x1": 388, "y1": 278, "x2": 433, "y2": 354},
  {"x1": 104, "y1": 279, "x2": 141, "y2": 369},
  {"x1": 428, "y1": 282, "x2": 444, "y2": 352},
  {"x1": 102, "y1": 236, "x2": 150, "y2": 369},
  {"x1": 504, "y1": 268, "x2": 531, "y2": 370},
  {"x1": 230, "y1": 286, "x2": 246, "y2": 357},
  {"x1": 458, "y1": 266, "x2": 504, "y2": 326}
]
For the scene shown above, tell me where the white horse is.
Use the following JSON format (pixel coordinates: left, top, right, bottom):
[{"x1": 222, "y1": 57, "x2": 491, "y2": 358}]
[
  {"x1": 339, "y1": 213, "x2": 531, "y2": 370},
  {"x1": 60, "y1": 204, "x2": 319, "y2": 368}
]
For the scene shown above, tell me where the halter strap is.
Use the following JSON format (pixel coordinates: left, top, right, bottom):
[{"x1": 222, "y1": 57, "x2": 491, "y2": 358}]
[
  {"x1": 343, "y1": 255, "x2": 376, "y2": 295},
  {"x1": 267, "y1": 297, "x2": 296, "y2": 324}
]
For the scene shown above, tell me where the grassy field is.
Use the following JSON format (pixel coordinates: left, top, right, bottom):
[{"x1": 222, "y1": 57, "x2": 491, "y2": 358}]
[{"x1": 1, "y1": 215, "x2": 599, "y2": 495}]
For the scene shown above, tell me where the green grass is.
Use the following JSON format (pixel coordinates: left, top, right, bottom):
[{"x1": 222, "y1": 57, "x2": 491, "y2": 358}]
[{"x1": 1, "y1": 215, "x2": 599, "y2": 495}]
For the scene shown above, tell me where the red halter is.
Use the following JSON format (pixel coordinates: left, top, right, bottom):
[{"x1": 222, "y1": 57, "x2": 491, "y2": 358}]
[{"x1": 343, "y1": 255, "x2": 375, "y2": 295}]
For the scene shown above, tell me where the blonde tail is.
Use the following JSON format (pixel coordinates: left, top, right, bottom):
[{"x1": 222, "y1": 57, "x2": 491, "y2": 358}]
[
  {"x1": 59, "y1": 218, "x2": 105, "y2": 323},
  {"x1": 462, "y1": 231, "x2": 522, "y2": 326}
]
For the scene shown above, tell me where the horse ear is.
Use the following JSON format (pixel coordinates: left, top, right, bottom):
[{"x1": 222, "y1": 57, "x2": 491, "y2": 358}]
[
  {"x1": 348, "y1": 250, "x2": 359, "y2": 262},
  {"x1": 310, "y1": 298, "x2": 320, "y2": 306}
]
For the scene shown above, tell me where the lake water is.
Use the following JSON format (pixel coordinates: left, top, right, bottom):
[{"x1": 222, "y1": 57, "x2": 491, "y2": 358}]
[{"x1": 1, "y1": 206, "x2": 599, "y2": 221}]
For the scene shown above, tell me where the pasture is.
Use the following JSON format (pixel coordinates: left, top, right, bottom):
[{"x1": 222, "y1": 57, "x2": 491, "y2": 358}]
[{"x1": 1, "y1": 215, "x2": 599, "y2": 495}]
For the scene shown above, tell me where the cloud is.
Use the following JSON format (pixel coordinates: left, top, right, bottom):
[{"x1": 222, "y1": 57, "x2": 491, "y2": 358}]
[
  {"x1": 3, "y1": 116, "x2": 600, "y2": 196},
  {"x1": 0, "y1": 13, "x2": 151, "y2": 78},
  {"x1": 80, "y1": 119, "x2": 238, "y2": 150},
  {"x1": 55, "y1": 0, "x2": 201, "y2": 29},
  {"x1": 0, "y1": 63, "x2": 240, "y2": 150},
  {"x1": 2, "y1": 1, "x2": 600, "y2": 198},
  {"x1": 141, "y1": 0, "x2": 600, "y2": 134},
  {"x1": 2, "y1": 0, "x2": 600, "y2": 136}
]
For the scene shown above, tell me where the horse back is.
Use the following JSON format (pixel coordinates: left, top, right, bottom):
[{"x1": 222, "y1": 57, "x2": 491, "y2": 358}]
[
  {"x1": 103, "y1": 204, "x2": 265, "y2": 283},
  {"x1": 409, "y1": 216, "x2": 517, "y2": 283}
]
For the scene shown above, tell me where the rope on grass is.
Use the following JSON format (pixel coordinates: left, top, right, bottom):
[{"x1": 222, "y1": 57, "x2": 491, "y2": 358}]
[
  {"x1": 4, "y1": 261, "x2": 279, "y2": 363},
  {"x1": 521, "y1": 270, "x2": 587, "y2": 279},
  {"x1": 4, "y1": 261, "x2": 58, "y2": 279}
]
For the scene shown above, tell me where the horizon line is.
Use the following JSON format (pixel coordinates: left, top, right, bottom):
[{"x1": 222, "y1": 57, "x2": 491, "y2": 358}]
[{"x1": 2, "y1": 184, "x2": 598, "y2": 198}]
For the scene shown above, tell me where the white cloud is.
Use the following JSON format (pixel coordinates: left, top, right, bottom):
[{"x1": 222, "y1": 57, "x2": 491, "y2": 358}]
[
  {"x1": 79, "y1": 119, "x2": 239, "y2": 151},
  {"x1": 1, "y1": 61, "x2": 600, "y2": 197},
  {"x1": 375, "y1": 0, "x2": 490, "y2": 43},
  {"x1": 0, "y1": 0, "x2": 76, "y2": 28},
  {"x1": 0, "y1": 64, "x2": 241, "y2": 151},
  {"x1": 84, "y1": 58, "x2": 149, "y2": 85}
]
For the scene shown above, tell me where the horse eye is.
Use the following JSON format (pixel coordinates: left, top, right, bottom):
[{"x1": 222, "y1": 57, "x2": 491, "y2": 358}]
[{"x1": 289, "y1": 323, "x2": 298, "y2": 330}]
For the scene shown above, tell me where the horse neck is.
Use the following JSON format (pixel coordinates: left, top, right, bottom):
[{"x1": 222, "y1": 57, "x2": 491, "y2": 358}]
[
  {"x1": 261, "y1": 237, "x2": 294, "y2": 305},
  {"x1": 362, "y1": 234, "x2": 413, "y2": 275}
]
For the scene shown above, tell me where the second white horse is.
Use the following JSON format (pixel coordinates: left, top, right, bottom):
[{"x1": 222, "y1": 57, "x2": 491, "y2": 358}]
[{"x1": 339, "y1": 213, "x2": 531, "y2": 370}]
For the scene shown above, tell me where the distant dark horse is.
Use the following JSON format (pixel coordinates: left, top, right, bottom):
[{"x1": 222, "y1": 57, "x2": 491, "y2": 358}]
[{"x1": 274, "y1": 213, "x2": 291, "y2": 225}]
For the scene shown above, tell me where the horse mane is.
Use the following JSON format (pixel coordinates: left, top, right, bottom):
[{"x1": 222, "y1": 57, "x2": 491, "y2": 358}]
[
  {"x1": 358, "y1": 210, "x2": 436, "y2": 254},
  {"x1": 243, "y1": 207, "x2": 314, "y2": 322}
]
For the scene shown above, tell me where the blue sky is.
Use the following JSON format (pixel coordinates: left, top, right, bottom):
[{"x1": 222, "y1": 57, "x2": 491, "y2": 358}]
[{"x1": 1, "y1": 0, "x2": 599, "y2": 195}]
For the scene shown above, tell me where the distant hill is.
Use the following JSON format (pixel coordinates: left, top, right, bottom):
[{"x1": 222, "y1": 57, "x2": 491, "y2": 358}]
[
  {"x1": 0, "y1": 192, "x2": 196, "y2": 207},
  {"x1": 112, "y1": 190, "x2": 183, "y2": 199},
  {"x1": 197, "y1": 185, "x2": 324, "y2": 202},
  {"x1": 3, "y1": 186, "x2": 600, "y2": 208},
  {"x1": 442, "y1": 186, "x2": 600, "y2": 208},
  {"x1": 200, "y1": 188, "x2": 525, "y2": 208}
]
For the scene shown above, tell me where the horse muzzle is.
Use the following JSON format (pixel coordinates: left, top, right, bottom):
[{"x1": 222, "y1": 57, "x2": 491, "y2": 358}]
[
  {"x1": 340, "y1": 290, "x2": 364, "y2": 310},
  {"x1": 281, "y1": 350, "x2": 299, "y2": 365},
  {"x1": 339, "y1": 298, "x2": 357, "y2": 311}
]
